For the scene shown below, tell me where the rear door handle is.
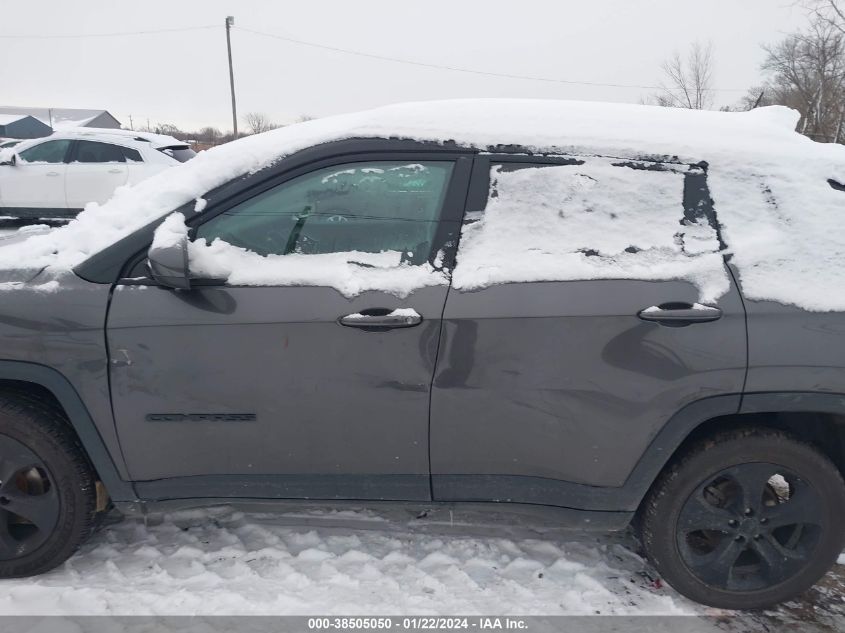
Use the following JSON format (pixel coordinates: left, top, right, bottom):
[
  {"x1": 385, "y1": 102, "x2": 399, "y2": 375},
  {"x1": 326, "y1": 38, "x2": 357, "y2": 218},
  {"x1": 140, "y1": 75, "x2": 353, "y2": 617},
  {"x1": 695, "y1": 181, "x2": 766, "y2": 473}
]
[
  {"x1": 108, "y1": 168, "x2": 123, "y2": 174},
  {"x1": 339, "y1": 308, "x2": 422, "y2": 330},
  {"x1": 46, "y1": 171, "x2": 60, "y2": 177},
  {"x1": 638, "y1": 303, "x2": 722, "y2": 326}
]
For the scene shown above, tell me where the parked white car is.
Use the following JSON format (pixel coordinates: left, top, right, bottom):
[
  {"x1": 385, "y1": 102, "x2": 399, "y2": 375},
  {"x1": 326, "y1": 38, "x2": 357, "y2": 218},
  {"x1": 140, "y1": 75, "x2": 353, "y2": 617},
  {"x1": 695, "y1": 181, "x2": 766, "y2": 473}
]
[{"x1": 0, "y1": 129, "x2": 195, "y2": 218}]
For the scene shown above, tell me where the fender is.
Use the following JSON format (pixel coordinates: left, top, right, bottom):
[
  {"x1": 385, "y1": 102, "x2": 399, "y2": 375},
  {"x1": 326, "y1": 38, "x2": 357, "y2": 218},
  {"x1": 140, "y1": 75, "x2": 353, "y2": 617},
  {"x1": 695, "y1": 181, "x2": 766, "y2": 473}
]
[
  {"x1": 575, "y1": 391, "x2": 845, "y2": 512},
  {"x1": 0, "y1": 360, "x2": 136, "y2": 502}
]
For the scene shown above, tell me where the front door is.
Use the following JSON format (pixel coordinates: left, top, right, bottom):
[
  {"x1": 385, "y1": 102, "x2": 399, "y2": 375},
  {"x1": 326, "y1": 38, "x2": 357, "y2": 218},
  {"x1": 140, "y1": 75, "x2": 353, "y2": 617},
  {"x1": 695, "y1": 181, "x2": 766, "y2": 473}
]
[
  {"x1": 0, "y1": 139, "x2": 71, "y2": 212},
  {"x1": 107, "y1": 153, "x2": 471, "y2": 501}
]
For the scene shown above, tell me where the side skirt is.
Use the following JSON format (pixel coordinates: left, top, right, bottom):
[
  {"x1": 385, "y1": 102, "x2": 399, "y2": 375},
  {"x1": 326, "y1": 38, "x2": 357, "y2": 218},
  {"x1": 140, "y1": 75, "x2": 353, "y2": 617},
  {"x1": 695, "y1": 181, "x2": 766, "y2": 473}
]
[{"x1": 114, "y1": 497, "x2": 634, "y2": 534}]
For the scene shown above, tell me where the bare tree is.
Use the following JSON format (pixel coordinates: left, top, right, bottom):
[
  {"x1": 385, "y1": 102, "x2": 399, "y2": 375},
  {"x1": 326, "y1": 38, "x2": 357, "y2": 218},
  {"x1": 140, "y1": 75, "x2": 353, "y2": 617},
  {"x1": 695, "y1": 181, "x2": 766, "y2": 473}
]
[
  {"x1": 197, "y1": 126, "x2": 222, "y2": 145},
  {"x1": 805, "y1": 1, "x2": 845, "y2": 33},
  {"x1": 650, "y1": 42, "x2": 715, "y2": 109},
  {"x1": 760, "y1": 16, "x2": 845, "y2": 141},
  {"x1": 243, "y1": 112, "x2": 278, "y2": 135},
  {"x1": 154, "y1": 123, "x2": 184, "y2": 138}
]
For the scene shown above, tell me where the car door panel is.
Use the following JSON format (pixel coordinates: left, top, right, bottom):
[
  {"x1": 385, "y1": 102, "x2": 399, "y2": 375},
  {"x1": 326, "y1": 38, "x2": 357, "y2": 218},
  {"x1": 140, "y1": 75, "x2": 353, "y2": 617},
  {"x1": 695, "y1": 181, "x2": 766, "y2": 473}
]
[
  {"x1": 430, "y1": 276, "x2": 746, "y2": 500},
  {"x1": 429, "y1": 154, "x2": 748, "y2": 507},
  {"x1": 0, "y1": 164, "x2": 67, "y2": 209},
  {"x1": 65, "y1": 140, "x2": 129, "y2": 208},
  {"x1": 107, "y1": 284, "x2": 445, "y2": 497},
  {"x1": 0, "y1": 139, "x2": 71, "y2": 210},
  {"x1": 106, "y1": 153, "x2": 472, "y2": 501}
]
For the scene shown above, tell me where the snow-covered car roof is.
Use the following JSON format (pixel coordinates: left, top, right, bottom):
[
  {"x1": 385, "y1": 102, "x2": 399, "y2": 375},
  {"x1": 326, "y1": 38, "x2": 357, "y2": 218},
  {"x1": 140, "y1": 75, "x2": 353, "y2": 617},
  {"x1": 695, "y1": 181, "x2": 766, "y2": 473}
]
[
  {"x1": 36, "y1": 127, "x2": 187, "y2": 150},
  {"x1": 1, "y1": 99, "x2": 844, "y2": 311},
  {"x1": 0, "y1": 128, "x2": 189, "y2": 166}
]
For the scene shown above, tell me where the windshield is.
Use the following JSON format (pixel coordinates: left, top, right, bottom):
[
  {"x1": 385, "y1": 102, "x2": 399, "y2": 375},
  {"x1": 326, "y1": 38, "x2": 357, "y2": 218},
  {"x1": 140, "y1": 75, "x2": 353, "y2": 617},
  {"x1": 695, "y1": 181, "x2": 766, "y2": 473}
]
[{"x1": 158, "y1": 146, "x2": 196, "y2": 163}]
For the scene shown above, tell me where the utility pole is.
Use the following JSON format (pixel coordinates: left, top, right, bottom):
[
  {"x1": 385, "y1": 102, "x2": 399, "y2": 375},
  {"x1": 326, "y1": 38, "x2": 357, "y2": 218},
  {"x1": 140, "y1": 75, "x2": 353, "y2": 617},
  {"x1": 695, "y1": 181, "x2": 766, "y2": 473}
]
[{"x1": 225, "y1": 16, "x2": 238, "y2": 139}]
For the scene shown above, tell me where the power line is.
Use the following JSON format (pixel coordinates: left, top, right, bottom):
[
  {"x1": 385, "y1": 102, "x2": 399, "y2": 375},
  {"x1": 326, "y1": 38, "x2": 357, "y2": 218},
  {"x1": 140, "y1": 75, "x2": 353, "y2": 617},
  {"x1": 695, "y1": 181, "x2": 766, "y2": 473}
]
[
  {"x1": 0, "y1": 22, "x2": 750, "y2": 93},
  {"x1": 237, "y1": 26, "x2": 749, "y2": 93},
  {"x1": 0, "y1": 25, "x2": 218, "y2": 39}
]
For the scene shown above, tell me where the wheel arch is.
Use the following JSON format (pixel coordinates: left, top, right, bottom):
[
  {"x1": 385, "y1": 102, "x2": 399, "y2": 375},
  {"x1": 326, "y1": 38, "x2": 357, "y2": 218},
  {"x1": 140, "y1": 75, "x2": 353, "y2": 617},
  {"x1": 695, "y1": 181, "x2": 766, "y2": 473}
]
[
  {"x1": 0, "y1": 360, "x2": 135, "y2": 502},
  {"x1": 628, "y1": 392, "x2": 845, "y2": 513}
]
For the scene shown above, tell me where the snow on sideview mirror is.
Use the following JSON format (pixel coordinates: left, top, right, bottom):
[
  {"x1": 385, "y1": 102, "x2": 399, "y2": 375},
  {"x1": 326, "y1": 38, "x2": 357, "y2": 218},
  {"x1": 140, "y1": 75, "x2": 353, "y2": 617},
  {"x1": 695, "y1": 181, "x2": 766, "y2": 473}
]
[{"x1": 147, "y1": 212, "x2": 191, "y2": 290}]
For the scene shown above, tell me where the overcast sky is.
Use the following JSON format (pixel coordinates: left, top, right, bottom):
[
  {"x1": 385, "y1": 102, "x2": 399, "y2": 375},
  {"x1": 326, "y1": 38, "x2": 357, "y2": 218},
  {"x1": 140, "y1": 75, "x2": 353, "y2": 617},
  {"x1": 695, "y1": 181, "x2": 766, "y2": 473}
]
[{"x1": 0, "y1": 0, "x2": 809, "y2": 132}]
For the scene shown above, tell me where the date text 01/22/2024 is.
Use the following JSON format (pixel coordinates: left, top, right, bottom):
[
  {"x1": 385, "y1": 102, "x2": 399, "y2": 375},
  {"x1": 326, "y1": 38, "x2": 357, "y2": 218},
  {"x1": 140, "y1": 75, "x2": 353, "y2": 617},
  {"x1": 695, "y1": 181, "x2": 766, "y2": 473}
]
[{"x1": 306, "y1": 617, "x2": 529, "y2": 630}]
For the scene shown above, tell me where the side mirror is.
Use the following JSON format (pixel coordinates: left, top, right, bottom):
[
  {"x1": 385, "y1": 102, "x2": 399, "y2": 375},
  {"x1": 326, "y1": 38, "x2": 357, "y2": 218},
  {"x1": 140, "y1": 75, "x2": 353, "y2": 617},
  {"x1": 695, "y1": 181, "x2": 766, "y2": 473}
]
[
  {"x1": 147, "y1": 233, "x2": 191, "y2": 289},
  {"x1": 0, "y1": 153, "x2": 16, "y2": 167}
]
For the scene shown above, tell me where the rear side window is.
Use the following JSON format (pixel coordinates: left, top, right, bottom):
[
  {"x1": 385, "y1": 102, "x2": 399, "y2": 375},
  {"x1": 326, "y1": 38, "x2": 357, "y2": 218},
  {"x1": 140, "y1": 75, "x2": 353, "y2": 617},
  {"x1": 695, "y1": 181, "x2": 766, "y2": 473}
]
[
  {"x1": 158, "y1": 146, "x2": 196, "y2": 163},
  {"x1": 74, "y1": 141, "x2": 125, "y2": 163},
  {"x1": 451, "y1": 157, "x2": 727, "y2": 300},
  {"x1": 18, "y1": 139, "x2": 72, "y2": 164}
]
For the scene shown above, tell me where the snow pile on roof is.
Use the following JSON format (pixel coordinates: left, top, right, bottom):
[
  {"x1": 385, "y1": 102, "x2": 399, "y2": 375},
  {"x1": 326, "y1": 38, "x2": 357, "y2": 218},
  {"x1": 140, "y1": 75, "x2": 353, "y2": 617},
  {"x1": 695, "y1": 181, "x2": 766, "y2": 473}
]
[
  {"x1": 451, "y1": 160, "x2": 729, "y2": 301},
  {"x1": 0, "y1": 99, "x2": 844, "y2": 310}
]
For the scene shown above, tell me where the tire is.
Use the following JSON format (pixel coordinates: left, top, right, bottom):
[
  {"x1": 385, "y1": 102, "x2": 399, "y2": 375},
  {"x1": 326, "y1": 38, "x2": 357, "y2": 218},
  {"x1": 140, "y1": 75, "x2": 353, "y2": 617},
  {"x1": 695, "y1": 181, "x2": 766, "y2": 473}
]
[
  {"x1": 0, "y1": 392, "x2": 97, "y2": 577},
  {"x1": 638, "y1": 427, "x2": 845, "y2": 610}
]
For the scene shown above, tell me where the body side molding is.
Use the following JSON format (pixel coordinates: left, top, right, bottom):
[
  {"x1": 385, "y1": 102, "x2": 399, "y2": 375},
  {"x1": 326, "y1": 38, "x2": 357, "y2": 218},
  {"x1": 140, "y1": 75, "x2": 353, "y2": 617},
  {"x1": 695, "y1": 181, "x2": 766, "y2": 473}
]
[{"x1": 740, "y1": 391, "x2": 845, "y2": 415}]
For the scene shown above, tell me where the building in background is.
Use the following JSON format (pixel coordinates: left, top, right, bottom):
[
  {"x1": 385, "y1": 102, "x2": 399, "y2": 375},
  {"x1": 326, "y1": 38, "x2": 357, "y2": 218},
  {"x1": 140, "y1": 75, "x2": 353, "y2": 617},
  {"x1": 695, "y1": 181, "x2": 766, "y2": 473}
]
[
  {"x1": 0, "y1": 114, "x2": 53, "y2": 139},
  {"x1": 0, "y1": 107, "x2": 121, "y2": 131}
]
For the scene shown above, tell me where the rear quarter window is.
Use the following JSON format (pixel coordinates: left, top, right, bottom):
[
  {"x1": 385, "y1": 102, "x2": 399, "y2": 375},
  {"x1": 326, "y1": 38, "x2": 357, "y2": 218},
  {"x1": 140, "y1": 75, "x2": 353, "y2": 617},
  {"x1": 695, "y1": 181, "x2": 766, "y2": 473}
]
[{"x1": 158, "y1": 146, "x2": 196, "y2": 163}]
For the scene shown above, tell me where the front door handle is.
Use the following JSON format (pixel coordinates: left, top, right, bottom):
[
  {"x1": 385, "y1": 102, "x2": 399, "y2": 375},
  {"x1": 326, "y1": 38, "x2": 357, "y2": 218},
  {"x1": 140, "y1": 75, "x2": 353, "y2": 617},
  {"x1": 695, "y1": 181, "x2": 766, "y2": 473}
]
[
  {"x1": 46, "y1": 171, "x2": 60, "y2": 177},
  {"x1": 339, "y1": 308, "x2": 422, "y2": 330},
  {"x1": 108, "y1": 168, "x2": 123, "y2": 174},
  {"x1": 638, "y1": 302, "x2": 722, "y2": 326}
]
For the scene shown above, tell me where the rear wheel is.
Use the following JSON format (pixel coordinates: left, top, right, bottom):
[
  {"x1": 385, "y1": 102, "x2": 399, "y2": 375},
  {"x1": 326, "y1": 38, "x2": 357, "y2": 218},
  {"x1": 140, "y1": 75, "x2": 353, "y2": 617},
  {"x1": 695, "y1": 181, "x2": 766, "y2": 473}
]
[
  {"x1": 0, "y1": 393, "x2": 97, "y2": 577},
  {"x1": 639, "y1": 428, "x2": 845, "y2": 610}
]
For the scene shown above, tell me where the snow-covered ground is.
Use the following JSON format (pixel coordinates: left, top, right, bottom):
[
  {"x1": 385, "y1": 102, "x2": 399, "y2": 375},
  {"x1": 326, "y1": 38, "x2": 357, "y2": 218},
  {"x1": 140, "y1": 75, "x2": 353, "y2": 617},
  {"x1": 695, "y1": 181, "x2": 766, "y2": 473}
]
[
  {"x1": 0, "y1": 505, "x2": 842, "y2": 622},
  {"x1": 0, "y1": 506, "x2": 693, "y2": 615}
]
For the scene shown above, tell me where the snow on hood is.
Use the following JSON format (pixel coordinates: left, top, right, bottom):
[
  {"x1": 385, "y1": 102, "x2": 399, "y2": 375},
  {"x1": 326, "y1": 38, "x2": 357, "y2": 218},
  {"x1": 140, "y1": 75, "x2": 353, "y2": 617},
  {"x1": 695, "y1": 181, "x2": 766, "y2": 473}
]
[{"x1": 0, "y1": 99, "x2": 843, "y2": 310}]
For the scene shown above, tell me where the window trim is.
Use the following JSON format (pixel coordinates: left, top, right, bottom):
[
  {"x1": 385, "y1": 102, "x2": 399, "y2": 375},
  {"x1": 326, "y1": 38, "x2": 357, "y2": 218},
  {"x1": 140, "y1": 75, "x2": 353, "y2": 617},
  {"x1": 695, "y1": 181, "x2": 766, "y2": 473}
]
[
  {"x1": 118, "y1": 150, "x2": 473, "y2": 285},
  {"x1": 194, "y1": 158, "x2": 458, "y2": 264}
]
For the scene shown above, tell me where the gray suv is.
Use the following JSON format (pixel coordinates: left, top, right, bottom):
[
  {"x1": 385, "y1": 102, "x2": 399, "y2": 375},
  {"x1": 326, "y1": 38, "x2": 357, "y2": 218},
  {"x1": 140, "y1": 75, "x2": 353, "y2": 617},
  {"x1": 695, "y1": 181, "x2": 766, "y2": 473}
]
[{"x1": 0, "y1": 135, "x2": 843, "y2": 611}]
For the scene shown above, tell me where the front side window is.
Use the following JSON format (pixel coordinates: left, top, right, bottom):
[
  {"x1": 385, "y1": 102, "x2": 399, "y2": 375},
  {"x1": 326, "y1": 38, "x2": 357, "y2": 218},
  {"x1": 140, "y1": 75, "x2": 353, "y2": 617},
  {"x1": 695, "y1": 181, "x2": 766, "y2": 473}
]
[
  {"x1": 18, "y1": 139, "x2": 72, "y2": 164},
  {"x1": 175, "y1": 160, "x2": 455, "y2": 296},
  {"x1": 73, "y1": 141, "x2": 126, "y2": 163},
  {"x1": 197, "y1": 161, "x2": 454, "y2": 262}
]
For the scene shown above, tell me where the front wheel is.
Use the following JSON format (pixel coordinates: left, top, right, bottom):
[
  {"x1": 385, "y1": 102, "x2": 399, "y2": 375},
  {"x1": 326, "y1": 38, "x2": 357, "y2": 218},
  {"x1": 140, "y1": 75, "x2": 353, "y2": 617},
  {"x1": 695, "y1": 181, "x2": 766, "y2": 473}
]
[
  {"x1": 639, "y1": 428, "x2": 845, "y2": 610},
  {"x1": 0, "y1": 393, "x2": 97, "y2": 577}
]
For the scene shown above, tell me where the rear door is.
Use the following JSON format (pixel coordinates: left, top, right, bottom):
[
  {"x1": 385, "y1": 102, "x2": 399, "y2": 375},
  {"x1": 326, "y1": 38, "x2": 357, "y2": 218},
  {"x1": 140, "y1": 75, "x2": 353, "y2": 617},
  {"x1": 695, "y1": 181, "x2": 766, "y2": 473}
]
[
  {"x1": 106, "y1": 152, "x2": 471, "y2": 501},
  {"x1": 65, "y1": 140, "x2": 130, "y2": 208},
  {"x1": 0, "y1": 139, "x2": 71, "y2": 212},
  {"x1": 430, "y1": 155, "x2": 747, "y2": 507}
]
